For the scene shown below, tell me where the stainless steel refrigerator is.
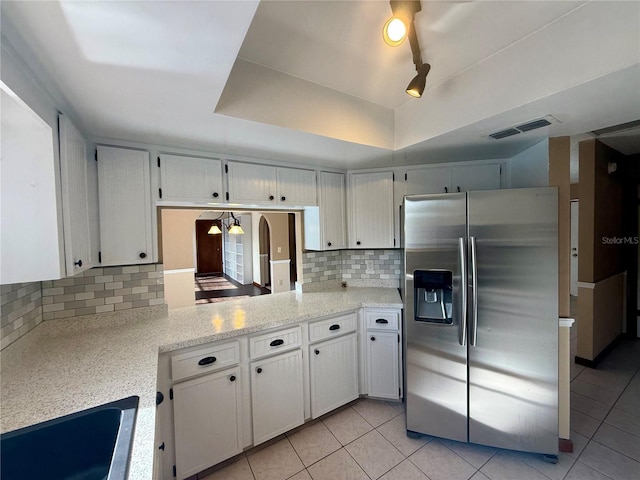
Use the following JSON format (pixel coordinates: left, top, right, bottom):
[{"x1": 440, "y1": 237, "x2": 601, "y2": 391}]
[{"x1": 403, "y1": 187, "x2": 558, "y2": 458}]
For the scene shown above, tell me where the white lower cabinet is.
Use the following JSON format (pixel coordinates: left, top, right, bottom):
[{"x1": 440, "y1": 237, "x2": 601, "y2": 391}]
[
  {"x1": 366, "y1": 331, "x2": 400, "y2": 399},
  {"x1": 251, "y1": 349, "x2": 305, "y2": 445},
  {"x1": 309, "y1": 332, "x2": 358, "y2": 418},
  {"x1": 172, "y1": 367, "x2": 242, "y2": 480}
]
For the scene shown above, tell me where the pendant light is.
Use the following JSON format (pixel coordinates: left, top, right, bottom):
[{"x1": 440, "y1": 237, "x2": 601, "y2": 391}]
[
  {"x1": 207, "y1": 212, "x2": 244, "y2": 235},
  {"x1": 227, "y1": 213, "x2": 245, "y2": 235}
]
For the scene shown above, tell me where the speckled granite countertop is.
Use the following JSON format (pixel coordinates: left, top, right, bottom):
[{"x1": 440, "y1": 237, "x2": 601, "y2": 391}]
[{"x1": 0, "y1": 287, "x2": 402, "y2": 479}]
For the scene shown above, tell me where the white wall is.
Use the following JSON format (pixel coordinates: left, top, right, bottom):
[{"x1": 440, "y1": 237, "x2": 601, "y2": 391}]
[{"x1": 509, "y1": 139, "x2": 549, "y2": 188}]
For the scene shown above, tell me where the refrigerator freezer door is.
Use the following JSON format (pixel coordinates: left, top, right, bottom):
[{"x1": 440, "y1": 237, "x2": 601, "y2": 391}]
[
  {"x1": 467, "y1": 188, "x2": 558, "y2": 455},
  {"x1": 404, "y1": 193, "x2": 468, "y2": 442}
]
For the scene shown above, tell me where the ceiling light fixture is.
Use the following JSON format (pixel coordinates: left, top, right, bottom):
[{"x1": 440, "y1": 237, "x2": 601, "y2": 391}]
[
  {"x1": 207, "y1": 212, "x2": 244, "y2": 235},
  {"x1": 383, "y1": 1, "x2": 430, "y2": 98}
]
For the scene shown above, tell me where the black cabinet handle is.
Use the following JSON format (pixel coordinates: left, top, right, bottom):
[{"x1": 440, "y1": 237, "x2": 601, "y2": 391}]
[
  {"x1": 270, "y1": 339, "x2": 284, "y2": 347},
  {"x1": 281, "y1": 196, "x2": 286, "y2": 201},
  {"x1": 375, "y1": 318, "x2": 389, "y2": 324},
  {"x1": 327, "y1": 242, "x2": 332, "y2": 247},
  {"x1": 315, "y1": 349, "x2": 320, "y2": 355},
  {"x1": 74, "y1": 259, "x2": 83, "y2": 268},
  {"x1": 371, "y1": 336, "x2": 376, "y2": 341},
  {"x1": 213, "y1": 192, "x2": 219, "y2": 198},
  {"x1": 156, "y1": 391, "x2": 164, "y2": 406},
  {"x1": 256, "y1": 367, "x2": 263, "y2": 374},
  {"x1": 457, "y1": 186, "x2": 461, "y2": 192},
  {"x1": 329, "y1": 324, "x2": 340, "y2": 331},
  {"x1": 356, "y1": 241, "x2": 361, "y2": 245},
  {"x1": 444, "y1": 187, "x2": 448, "y2": 193},
  {"x1": 198, "y1": 356, "x2": 216, "y2": 366},
  {"x1": 139, "y1": 252, "x2": 147, "y2": 259},
  {"x1": 229, "y1": 375, "x2": 236, "y2": 382},
  {"x1": 269, "y1": 195, "x2": 274, "y2": 201}
]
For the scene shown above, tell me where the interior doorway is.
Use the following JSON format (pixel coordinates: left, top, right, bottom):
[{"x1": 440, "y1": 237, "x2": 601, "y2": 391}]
[
  {"x1": 570, "y1": 201, "x2": 579, "y2": 297},
  {"x1": 195, "y1": 220, "x2": 222, "y2": 274},
  {"x1": 259, "y1": 216, "x2": 271, "y2": 288}
]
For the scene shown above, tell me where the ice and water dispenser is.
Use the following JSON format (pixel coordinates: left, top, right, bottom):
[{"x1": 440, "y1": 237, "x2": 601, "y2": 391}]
[{"x1": 414, "y1": 270, "x2": 453, "y2": 324}]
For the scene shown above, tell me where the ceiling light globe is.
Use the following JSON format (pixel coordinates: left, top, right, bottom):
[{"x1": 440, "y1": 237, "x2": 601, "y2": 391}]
[{"x1": 383, "y1": 17, "x2": 407, "y2": 46}]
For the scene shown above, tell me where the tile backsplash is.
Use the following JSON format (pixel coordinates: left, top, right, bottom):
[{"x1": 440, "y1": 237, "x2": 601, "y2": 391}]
[
  {"x1": 302, "y1": 249, "x2": 402, "y2": 289},
  {"x1": 1, "y1": 282, "x2": 43, "y2": 350},
  {"x1": 41, "y1": 264, "x2": 165, "y2": 320},
  {"x1": 1, "y1": 264, "x2": 165, "y2": 350}
]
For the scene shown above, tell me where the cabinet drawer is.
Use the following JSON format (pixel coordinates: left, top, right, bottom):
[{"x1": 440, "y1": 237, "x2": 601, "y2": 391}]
[
  {"x1": 250, "y1": 326, "x2": 301, "y2": 359},
  {"x1": 171, "y1": 341, "x2": 240, "y2": 382},
  {"x1": 309, "y1": 312, "x2": 357, "y2": 343},
  {"x1": 365, "y1": 309, "x2": 400, "y2": 330}
]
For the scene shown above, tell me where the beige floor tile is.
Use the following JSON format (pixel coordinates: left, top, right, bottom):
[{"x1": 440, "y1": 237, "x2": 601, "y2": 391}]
[
  {"x1": 345, "y1": 430, "x2": 404, "y2": 479},
  {"x1": 307, "y1": 448, "x2": 369, "y2": 480},
  {"x1": 247, "y1": 438, "x2": 305, "y2": 480},
  {"x1": 564, "y1": 461, "x2": 614, "y2": 480},
  {"x1": 409, "y1": 440, "x2": 477, "y2": 480},
  {"x1": 200, "y1": 456, "x2": 254, "y2": 480},
  {"x1": 287, "y1": 470, "x2": 312, "y2": 480},
  {"x1": 593, "y1": 423, "x2": 640, "y2": 462},
  {"x1": 570, "y1": 362, "x2": 586, "y2": 381},
  {"x1": 469, "y1": 472, "x2": 491, "y2": 480},
  {"x1": 604, "y1": 407, "x2": 640, "y2": 437},
  {"x1": 376, "y1": 414, "x2": 431, "y2": 456},
  {"x1": 480, "y1": 450, "x2": 553, "y2": 480},
  {"x1": 287, "y1": 421, "x2": 341, "y2": 467},
  {"x1": 571, "y1": 392, "x2": 611, "y2": 421},
  {"x1": 322, "y1": 407, "x2": 373, "y2": 446},
  {"x1": 571, "y1": 378, "x2": 623, "y2": 406},
  {"x1": 352, "y1": 398, "x2": 400, "y2": 427},
  {"x1": 440, "y1": 438, "x2": 498, "y2": 469},
  {"x1": 387, "y1": 400, "x2": 405, "y2": 413},
  {"x1": 378, "y1": 459, "x2": 429, "y2": 480},
  {"x1": 614, "y1": 375, "x2": 640, "y2": 415},
  {"x1": 579, "y1": 441, "x2": 640, "y2": 480}
]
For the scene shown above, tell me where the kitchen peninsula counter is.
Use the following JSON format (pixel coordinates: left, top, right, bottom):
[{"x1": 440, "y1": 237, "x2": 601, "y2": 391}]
[{"x1": 0, "y1": 287, "x2": 402, "y2": 479}]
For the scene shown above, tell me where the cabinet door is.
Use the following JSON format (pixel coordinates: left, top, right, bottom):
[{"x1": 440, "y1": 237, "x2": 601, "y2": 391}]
[
  {"x1": 349, "y1": 172, "x2": 394, "y2": 248},
  {"x1": 159, "y1": 154, "x2": 223, "y2": 202},
  {"x1": 227, "y1": 161, "x2": 277, "y2": 204},
  {"x1": 319, "y1": 172, "x2": 346, "y2": 250},
  {"x1": 173, "y1": 368, "x2": 242, "y2": 480},
  {"x1": 97, "y1": 146, "x2": 153, "y2": 265},
  {"x1": 251, "y1": 350, "x2": 304, "y2": 445},
  {"x1": 59, "y1": 115, "x2": 93, "y2": 275},
  {"x1": 405, "y1": 167, "x2": 452, "y2": 195},
  {"x1": 277, "y1": 167, "x2": 317, "y2": 205},
  {"x1": 310, "y1": 333, "x2": 358, "y2": 418},
  {"x1": 451, "y1": 164, "x2": 501, "y2": 192},
  {"x1": 366, "y1": 331, "x2": 400, "y2": 400}
]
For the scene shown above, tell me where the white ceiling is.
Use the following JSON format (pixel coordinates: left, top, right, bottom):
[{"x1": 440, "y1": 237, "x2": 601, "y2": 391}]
[{"x1": 2, "y1": 0, "x2": 639, "y2": 169}]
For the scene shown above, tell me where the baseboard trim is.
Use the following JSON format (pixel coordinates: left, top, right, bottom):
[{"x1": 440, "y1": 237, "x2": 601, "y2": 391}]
[
  {"x1": 575, "y1": 334, "x2": 624, "y2": 368},
  {"x1": 253, "y1": 282, "x2": 262, "y2": 288},
  {"x1": 559, "y1": 438, "x2": 573, "y2": 453}
]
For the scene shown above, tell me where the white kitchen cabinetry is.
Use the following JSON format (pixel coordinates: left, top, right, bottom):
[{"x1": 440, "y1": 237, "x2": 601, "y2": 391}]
[
  {"x1": 227, "y1": 161, "x2": 316, "y2": 206},
  {"x1": 319, "y1": 172, "x2": 347, "y2": 249},
  {"x1": 59, "y1": 114, "x2": 94, "y2": 276},
  {"x1": 97, "y1": 146, "x2": 153, "y2": 266},
  {"x1": 348, "y1": 171, "x2": 394, "y2": 248},
  {"x1": 450, "y1": 164, "x2": 501, "y2": 192},
  {"x1": 158, "y1": 154, "x2": 223, "y2": 203},
  {"x1": 310, "y1": 333, "x2": 358, "y2": 418},
  {"x1": 173, "y1": 367, "x2": 242, "y2": 480},
  {"x1": 362, "y1": 308, "x2": 402, "y2": 400},
  {"x1": 405, "y1": 167, "x2": 452, "y2": 196},
  {"x1": 251, "y1": 349, "x2": 304, "y2": 445}
]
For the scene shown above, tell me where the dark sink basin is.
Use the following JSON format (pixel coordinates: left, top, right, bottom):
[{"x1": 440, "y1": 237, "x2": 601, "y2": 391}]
[{"x1": 1, "y1": 396, "x2": 139, "y2": 480}]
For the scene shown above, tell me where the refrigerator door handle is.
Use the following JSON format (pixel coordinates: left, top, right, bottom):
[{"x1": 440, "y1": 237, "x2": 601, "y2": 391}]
[
  {"x1": 470, "y1": 236, "x2": 478, "y2": 346},
  {"x1": 458, "y1": 237, "x2": 467, "y2": 346}
]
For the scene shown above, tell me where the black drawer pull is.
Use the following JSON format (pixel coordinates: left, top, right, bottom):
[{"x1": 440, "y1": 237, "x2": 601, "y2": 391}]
[
  {"x1": 270, "y1": 339, "x2": 284, "y2": 347},
  {"x1": 198, "y1": 356, "x2": 217, "y2": 366},
  {"x1": 315, "y1": 349, "x2": 320, "y2": 355},
  {"x1": 371, "y1": 336, "x2": 376, "y2": 341},
  {"x1": 229, "y1": 375, "x2": 236, "y2": 382},
  {"x1": 256, "y1": 367, "x2": 263, "y2": 374},
  {"x1": 375, "y1": 318, "x2": 389, "y2": 324},
  {"x1": 329, "y1": 324, "x2": 340, "y2": 331}
]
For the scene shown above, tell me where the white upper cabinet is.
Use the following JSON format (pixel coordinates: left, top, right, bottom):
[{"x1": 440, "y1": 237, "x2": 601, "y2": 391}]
[
  {"x1": 59, "y1": 115, "x2": 94, "y2": 276},
  {"x1": 405, "y1": 167, "x2": 452, "y2": 195},
  {"x1": 159, "y1": 154, "x2": 223, "y2": 203},
  {"x1": 97, "y1": 146, "x2": 153, "y2": 266},
  {"x1": 348, "y1": 171, "x2": 395, "y2": 248},
  {"x1": 227, "y1": 161, "x2": 317, "y2": 206},
  {"x1": 450, "y1": 164, "x2": 502, "y2": 192},
  {"x1": 276, "y1": 167, "x2": 317, "y2": 205},
  {"x1": 320, "y1": 172, "x2": 346, "y2": 250}
]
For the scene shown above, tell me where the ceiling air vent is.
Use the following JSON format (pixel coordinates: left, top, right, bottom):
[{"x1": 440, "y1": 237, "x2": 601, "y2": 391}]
[
  {"x1": 592, "y1": 119, "x2": 640, "y2": 136},
  {"x1": 489, "y1": 128, "x2": 521, "y2": 140},
  {"x1": 485, "y1": 115, "x2": 559, "y2": 140}
]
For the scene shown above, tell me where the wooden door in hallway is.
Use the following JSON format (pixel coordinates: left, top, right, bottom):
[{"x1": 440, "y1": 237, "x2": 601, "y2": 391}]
[{"x1": 196, "y1": 220, "x2": 223, "y2": 274}]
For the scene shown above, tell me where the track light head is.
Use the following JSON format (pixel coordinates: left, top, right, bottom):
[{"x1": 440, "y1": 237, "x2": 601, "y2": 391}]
[{"x1": 406, "y1": 63, "x2": 430, "y2": 98}]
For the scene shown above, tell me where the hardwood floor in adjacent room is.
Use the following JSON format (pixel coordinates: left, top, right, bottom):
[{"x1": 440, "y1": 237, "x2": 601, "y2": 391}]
[{"x1": 195, "y1": 273, "x2": 270, "y2": 304}]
